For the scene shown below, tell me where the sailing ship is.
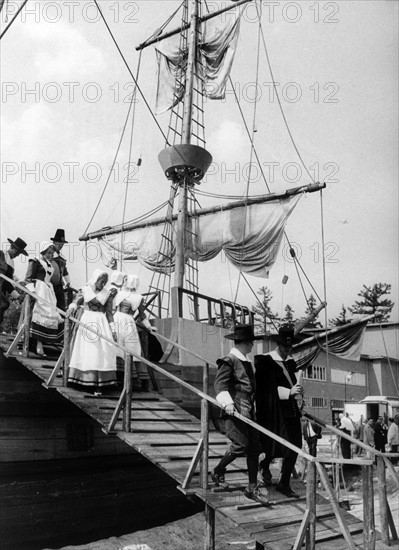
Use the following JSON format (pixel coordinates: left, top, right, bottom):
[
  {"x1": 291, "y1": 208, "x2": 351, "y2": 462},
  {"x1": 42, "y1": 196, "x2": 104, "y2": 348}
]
[{"x1": 78, "y1": 0, "x2": 327, "y2": 367}]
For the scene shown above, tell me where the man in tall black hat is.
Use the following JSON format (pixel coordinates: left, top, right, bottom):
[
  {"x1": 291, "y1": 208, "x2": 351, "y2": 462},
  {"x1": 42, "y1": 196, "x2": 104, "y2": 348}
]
[
  {"x1": 255, "y1": 324, "x2": 304, "y2": 498},
  {"x1": 212, "y1": 323, "x2": 270, "y2": 505},
  {"x1": 0, "y1": 237, "x2": 28, "y2": 325},
  {"x1": 50, "y1": 229, "x2": 71, "y2": 311}
]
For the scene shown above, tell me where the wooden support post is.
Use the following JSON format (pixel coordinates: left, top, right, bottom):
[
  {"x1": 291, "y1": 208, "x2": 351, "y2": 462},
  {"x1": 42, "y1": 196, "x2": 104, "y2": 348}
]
[
  {"x1": 204, "y1": 502, "x2": 215, "y2": 550},
  {"x1": 362, "y1": 464, "x2": 376, "y2": 550},
  {"x1": 182, "y1": 438, "x2": 204, "y2": 490},
  {"x1": 384, "y1": 456, "x2": 399, "y2": 491},
  {"x1": 200, "y1": 362, "x2": 209, "y2": 490},
  {"x1": 5, "y1": 320, "x2": 26, "y2": 356},
  {"x1": 22, "y1": 295, "x2": 32, "y2": 358},
  {"x1": 316, "y1": 462, "x2": 357, "y2": 550},
  {"x1": 387, "y1": 504, "x2": 399, "y2": 542},
  {"x1": 377, "y1": 456, "x2": 390, "y2": 546},
  {"x1": 107, "y1": 387, "x2": 126, "y2": 433},
  {"x1": 46, "y1": 349, "x2": 64, "y2": 387},
  {"x1": 305, "y1": 461, "x2": 317, "y2": 549},
  {"x1": 123, "y1": 354, "x2": 132, "y2": 432},
  {"x1": 292, "y1": 509, "x2": 310, "y2": 550},
  {"x1": 63, "y1": 315, "x2": 71, "y2": 387}
]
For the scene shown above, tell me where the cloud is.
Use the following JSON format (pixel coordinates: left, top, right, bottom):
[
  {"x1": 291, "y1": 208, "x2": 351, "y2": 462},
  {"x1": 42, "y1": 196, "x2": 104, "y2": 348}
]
[{"x1": 21, "y1": 19, "x2": 106, "y2": 80}]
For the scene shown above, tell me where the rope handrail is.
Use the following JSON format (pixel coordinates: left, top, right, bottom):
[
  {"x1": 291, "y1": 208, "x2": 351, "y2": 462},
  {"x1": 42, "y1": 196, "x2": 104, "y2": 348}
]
[{"x1": 1, "y1": 273, "x2": 397, "y2": 466}]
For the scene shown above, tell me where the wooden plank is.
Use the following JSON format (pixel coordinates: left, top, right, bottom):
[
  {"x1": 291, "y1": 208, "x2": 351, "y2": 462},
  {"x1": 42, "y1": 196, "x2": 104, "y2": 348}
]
[
  {"x1": 257, "y1": 520, "x2": 364, "y2": 547},
  {"x1": 220, "y1": 503, "x2": 335, "y2": 527}
]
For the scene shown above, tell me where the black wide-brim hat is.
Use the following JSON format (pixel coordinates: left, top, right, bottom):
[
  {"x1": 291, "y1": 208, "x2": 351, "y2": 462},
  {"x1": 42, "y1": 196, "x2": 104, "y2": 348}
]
[
  {"x1": 225, "y1": 324, "x2": 264, "y2": 341},
  {"x1": 270, "y1": 324, "x2": 301, "y2": 346},
  {"x1": 50, "y1": 228, "x2": 68, "y2": 243},
  {"x1": 7, "y1": 237, "x2": 28, "y2": 256}
]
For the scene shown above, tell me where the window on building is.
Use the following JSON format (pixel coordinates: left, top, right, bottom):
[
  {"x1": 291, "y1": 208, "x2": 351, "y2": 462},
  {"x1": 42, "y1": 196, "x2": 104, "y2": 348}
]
[
  {"x1": 305, "y1": 396, "x2": 328, "y2": 408},
  {"x1": 331, "y1": 369, "x2": 366, "y2": 386},
  {"x1": 331, "y1": 399, "x2": 345, "y2": 409},
  {"x1": 303, "y1": 364, "x2": 327, "y2": 381}
]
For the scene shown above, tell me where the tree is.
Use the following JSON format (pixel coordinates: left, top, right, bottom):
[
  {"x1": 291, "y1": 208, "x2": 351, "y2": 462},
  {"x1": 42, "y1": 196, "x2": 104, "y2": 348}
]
[
  {"x1": 252, "y1": 286, "x2": 279, "y2": 334},
  {"x1": 282, "y1": 304, "x2": 295, "y2": 323},
  {"x1": 329, "y1": 304, "x2": 352, "y2": 327},
  {"x1": 303, "y1": 293, "x2": 322, "y2": 328},
  {"x1": 349, "y1": 283, "x2": 394, "y2": 322}
]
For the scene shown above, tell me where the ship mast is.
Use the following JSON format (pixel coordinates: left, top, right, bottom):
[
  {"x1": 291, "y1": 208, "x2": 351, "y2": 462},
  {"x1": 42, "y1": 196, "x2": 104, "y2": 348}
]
[{"x1": 175, "y1": 0, "x2": 199, "y2": 288}]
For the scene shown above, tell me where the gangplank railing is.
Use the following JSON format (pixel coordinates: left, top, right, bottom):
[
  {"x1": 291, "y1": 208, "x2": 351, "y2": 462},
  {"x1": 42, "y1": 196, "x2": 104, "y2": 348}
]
[{"x1": 1, "y1": 273, "x2": 398, "y2": 550}]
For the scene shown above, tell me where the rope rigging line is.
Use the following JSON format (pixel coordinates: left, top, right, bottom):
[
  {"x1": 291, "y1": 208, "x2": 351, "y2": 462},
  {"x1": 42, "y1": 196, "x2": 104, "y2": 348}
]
[
  {"x1": 82, "y1": 100, "x2": 136, "y2": 237},
  {"x1": 120, "y1": 52, "x2": 143, "y2": 269},
  {"x1": 378, "y1": 322, "x2": 399, "y2": 396},
  {"x1": 241, "y1": 273, "x2": 280, "y2": 333},
  {"x1": 319, "y1": 189, "x2": 330, "y2": 369},
  {"x1": 93, "y1": 0, "x2": 169, "y2": 145},
  {"x1": 233, "y1": 5, "x2": 263, "y2": 304},
  {"x1": 0, "y1": 0, "x2": 28, "y2": 39},
  {"x1": 256, "y1": 1, "x2": 314, "y2": 182},
  {"x1": 228, "y1": 74, "x2": 271, "y2": 194},
  {"x1": 140, "y1": 1, "x2": 184, "y2": 47},
  {"x1": 285, "y1": 232, "x2": 323, "y2": 304}
]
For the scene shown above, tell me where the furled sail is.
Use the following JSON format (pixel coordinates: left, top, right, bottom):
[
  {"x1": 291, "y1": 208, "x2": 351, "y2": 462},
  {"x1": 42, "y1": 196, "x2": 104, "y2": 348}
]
[
  {"x1": 155, "y1": 6, "x2": 244, "y2": 114},
  {"x1": 101, "y1": 195, "x2": 301, "y2": 277}
]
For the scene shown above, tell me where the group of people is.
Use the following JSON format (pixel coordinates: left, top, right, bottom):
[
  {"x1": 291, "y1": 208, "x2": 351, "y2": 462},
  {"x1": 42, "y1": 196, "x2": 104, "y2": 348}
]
[
  {"x1": 335, "y1": 413, "x2": 399, "y2": 460},
  {"x1": 0, "y1": 231, "x2": 69, "y2": 356},
  {"x1": 0, "y1": 232, "x2": 157, "y2": 396},
  {"x1": 66, "y1": 269, "x2": 156, "y2": 395},
  {"x1": 362, "y1": 415, "x2": 399, "y2": 460},
  {"x1": 212, "y1": 323, "x2": 304, "y2": 505}
]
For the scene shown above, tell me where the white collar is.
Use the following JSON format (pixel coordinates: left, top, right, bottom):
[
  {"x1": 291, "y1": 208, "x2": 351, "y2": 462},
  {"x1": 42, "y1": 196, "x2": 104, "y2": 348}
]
[{"x1": 230, "y1": 347, "x2": 250, "y2": 362}]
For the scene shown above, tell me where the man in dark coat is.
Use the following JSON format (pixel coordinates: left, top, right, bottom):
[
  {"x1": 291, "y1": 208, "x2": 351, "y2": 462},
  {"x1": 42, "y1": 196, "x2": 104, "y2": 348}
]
[
  {"x1": 374, "y1": 416, "x2": 388, "y2": 453},
  {"x1": 0, "y1": 237, "x2": 28, "y2": 324},
  {"x1": 302, "y1": 418, "x2": 322, "y2": 457},
  {"x1": 255, "y1": 324, "x2": 303, "y2": 498},
  {"x1": 212, "y1": 324, "x2": 269, "y2": 505},
  {"x1": 50, "y1": 229, "x2": 71, "y2": 311}
]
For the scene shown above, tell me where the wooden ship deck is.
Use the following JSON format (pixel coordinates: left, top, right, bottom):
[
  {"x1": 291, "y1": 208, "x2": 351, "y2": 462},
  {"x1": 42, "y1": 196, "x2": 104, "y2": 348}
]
[{"x1": 1, "y1": 334, "x2": 396, "y2": 550}]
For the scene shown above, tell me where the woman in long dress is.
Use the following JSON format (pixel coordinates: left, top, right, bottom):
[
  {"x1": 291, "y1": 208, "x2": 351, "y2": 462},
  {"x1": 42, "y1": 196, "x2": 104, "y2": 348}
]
[
  {"x1": 113, "y1": 274, "x2": 156, "y2": 391},
  {"x1": 25, "y1": 241, "x2": 63, "y2": 356},
  {"x1": 66, "y1": 269, "x2": 117, "y2": 395}
]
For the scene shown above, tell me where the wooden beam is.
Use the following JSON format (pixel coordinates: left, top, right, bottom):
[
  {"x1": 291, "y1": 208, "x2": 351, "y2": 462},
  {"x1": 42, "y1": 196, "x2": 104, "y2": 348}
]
[
  {"x1": 377, "y1": 456, "x2": 389, "y2": 546},
  {"x1": 46, "y1": 349, "x2": 64, "y2": 387},
  {"x1": 107, "y1": 388, "x2": 126, "y2": 434},
  {"x1": 200, "y1": 363, "x2": 209, "y2": 490},
  {"x1": 292, "y1": 508, "x2": 310, "y2": 550},
  {"x1": 362, "y1": 464, "x2": 376, "y2": 550},
  {"x1": 135, "y1": 0, "x2": 254, "y2": 51},
  {"x1": 316, "y1": 462, "x2": 357, "y2": 550},
  {"x1": 79, "y1": 182, "x2": 326, "y2": 241},
  {"x1": 182, "y1": 437, "x2": 204, "y2": 490},
  {"x1": 204, "y1": 502, "x2": 215, "y2": 550},
  {"x1": 305, "y1": 461, "x2": 317, "y2": 549}
]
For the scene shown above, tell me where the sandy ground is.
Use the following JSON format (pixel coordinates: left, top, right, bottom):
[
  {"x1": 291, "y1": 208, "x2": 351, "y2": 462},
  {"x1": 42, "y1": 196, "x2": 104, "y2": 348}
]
[{"x1": 47, "y1": 465, "x2": 398, "y2": 550}]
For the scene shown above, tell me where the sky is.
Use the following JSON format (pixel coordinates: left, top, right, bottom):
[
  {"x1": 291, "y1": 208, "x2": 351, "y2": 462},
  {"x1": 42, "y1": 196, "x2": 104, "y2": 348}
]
[{"x1": 1, "y1": 0, "x2": 398, "y2": 324}]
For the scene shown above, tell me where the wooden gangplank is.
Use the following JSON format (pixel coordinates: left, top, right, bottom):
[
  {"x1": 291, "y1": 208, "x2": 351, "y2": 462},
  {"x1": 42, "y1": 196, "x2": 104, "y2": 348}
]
[{"x1": 0, "y1": 337, "x2": 387, "y2": 549}]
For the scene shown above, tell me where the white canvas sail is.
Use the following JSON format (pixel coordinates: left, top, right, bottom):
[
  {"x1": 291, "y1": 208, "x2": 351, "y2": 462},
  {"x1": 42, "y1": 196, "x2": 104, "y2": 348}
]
[
  {"x1": 155, "y1": 6, "x2": 244, "y2": 114},
  {"x1": 101, "y1": 195, "x2": 300, "y2": 277}
]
